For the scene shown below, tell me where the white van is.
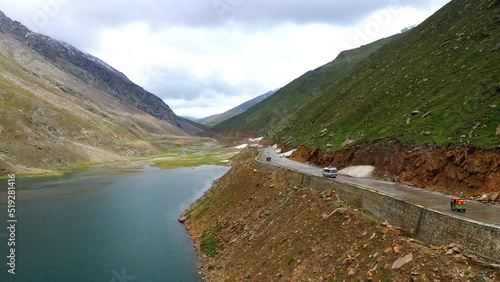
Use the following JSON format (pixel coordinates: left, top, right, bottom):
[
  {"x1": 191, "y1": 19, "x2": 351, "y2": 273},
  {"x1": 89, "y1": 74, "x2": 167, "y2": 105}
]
[{"x1": 322, "y1": 166, "x2": 338, "y2": 178}]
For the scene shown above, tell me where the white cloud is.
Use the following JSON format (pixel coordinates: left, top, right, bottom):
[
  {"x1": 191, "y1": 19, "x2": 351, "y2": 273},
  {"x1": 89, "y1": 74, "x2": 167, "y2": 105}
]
[{"x1": 164, "y1": 91, "x2": 256, "y2": 119}]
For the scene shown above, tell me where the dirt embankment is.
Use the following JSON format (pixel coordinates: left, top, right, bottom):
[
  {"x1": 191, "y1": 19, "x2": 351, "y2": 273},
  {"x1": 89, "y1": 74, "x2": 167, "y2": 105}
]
[
  {"x1": 287, "y1": 141, "x2": 500, "y2": 199},
  {"x1": 182, "y1": 148, "x2": 498, "y2": 282}
]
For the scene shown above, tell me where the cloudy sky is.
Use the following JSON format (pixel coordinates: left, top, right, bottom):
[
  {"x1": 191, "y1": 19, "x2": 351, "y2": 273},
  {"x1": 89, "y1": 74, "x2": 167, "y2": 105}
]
[{"x1": 0, "y1": 0, "x2": 450, "y2": 118}]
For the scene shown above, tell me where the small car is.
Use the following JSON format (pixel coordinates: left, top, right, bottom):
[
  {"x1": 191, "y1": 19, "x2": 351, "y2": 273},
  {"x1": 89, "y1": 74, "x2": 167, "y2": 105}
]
[
  {"x1": 266, "y1": 157, "x2": 271, "y2": 161},
  {"x1": 322, "y1": 166, "x2": 338, "y2": 178}
]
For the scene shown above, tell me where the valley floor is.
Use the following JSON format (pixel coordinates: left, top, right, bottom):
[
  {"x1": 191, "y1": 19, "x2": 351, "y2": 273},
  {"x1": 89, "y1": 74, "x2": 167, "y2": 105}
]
[{"x1": 0, "y1": 137, "x2": 239, "y2": 178}]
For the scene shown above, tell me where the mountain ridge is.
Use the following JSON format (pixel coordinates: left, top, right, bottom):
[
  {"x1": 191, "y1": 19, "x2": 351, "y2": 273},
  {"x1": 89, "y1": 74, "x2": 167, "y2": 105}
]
[
  {"x1": 269, "y1": 0, "x2": 500, "y2": 150},
  {"x1": 0, "y1": 10, "x2": 181, "y2": 128},
  {"x1": 199, "y1": 89, "x2": 278, "y2": 127}
]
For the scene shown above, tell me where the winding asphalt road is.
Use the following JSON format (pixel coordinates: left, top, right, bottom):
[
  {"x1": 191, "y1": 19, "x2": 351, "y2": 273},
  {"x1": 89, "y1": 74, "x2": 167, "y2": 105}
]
[{"x1": 259, "y1": 147, "x2": 500, "y2": 227}]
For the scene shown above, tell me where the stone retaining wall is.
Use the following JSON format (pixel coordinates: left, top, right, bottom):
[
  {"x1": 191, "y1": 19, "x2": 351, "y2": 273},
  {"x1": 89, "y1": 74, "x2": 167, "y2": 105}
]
[{"x1": 253, "y1": 160, "x2": 500, "y2": 262}]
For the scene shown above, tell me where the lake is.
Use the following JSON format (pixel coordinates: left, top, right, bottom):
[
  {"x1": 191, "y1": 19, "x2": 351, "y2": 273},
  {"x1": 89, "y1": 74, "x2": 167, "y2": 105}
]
[{"x1": 0, "y1": 165, "x2": 229, "y2": 282}]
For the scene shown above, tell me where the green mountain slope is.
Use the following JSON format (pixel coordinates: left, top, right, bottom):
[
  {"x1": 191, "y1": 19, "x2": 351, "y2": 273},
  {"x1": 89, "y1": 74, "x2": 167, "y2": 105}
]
[
  {"x1": 213, "y1": 35, "x2": 400, "y2": 136},
  {"x1": 0, "y1": 11, "x2": 182, "y2": 128},
  {"x1": 269, "y1": 0, "x2": 500, "y2": 150}
]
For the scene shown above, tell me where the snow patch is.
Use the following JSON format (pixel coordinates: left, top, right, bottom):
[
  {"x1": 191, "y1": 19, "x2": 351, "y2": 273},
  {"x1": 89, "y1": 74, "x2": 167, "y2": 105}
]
[
  {"x1": 279, "y1": 149, "x2": 296, "y2": 158},
  {"x1": 235, "y1": 144, "x2": 248, "y2": 149},
  {"x1": 248, "y1": 137, "x2": 263, "y2": 142},
  {"x1": 83, "y1": 53, "x2": 128, "y2": 80},
  {"x1": 338, "y1": 166, "x2": 375, "y2": 178}
]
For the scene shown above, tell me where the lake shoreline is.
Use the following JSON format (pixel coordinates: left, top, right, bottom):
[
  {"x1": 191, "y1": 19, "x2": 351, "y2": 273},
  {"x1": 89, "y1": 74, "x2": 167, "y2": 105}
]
[
  {"x1": 0, "y1": 165, "x2": 229, "y2": 281},
  {"x1": 1, "y1": 147, "x2": 237, "y2": 179}
]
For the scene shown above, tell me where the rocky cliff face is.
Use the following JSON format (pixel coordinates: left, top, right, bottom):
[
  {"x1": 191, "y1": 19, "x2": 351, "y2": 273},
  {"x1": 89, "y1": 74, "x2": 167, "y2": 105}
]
[{"x1": 0, "y1": 11, "x2": 180, "y2": 127}]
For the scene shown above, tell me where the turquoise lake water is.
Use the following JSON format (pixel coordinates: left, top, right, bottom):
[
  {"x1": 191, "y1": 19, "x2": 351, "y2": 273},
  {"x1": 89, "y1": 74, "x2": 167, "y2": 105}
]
[{"x1": 0, "y1": 165, "x2": 229, "y2": 282}]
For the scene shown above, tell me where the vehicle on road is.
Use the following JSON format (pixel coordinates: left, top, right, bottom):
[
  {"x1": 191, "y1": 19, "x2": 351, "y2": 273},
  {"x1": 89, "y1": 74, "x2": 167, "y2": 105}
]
[
  {"x1": 450, "y1": 198, "x2": 466, "y2": 212},
  {"x1": 322, "y1": 166, "x2": 338, "y2": 178},
  {"x1": 266, "y1": 157, "x2": 271, "y2": 161}
]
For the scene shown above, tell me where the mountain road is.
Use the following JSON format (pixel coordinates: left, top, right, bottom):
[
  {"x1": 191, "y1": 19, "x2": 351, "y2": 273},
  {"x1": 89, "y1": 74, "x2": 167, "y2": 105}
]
[{"x1": 258, "y1": 147, "x2": 500, "y2": 227}]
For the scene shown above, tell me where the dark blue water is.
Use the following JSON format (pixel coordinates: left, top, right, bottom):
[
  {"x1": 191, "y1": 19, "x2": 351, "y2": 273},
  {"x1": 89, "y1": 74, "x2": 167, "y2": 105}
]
[{"x1": 0, "y1": 165, "x2": 228, "y2": 282}]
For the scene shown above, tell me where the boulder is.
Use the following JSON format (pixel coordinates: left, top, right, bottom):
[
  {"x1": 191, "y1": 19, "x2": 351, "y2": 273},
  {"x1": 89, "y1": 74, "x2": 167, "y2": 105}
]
[
  {"x1": 491, "y1": 192, "x2": 500, "y2": 202},
  {"x1": 341, "y1": 138, "x2": 354, "y2": 148},
  {"x1": 392, "y1": 253, "x2": 413, "y2": 269},
  {"x1": 325, "y1": 189, "x2": 334, "y2": 198}
]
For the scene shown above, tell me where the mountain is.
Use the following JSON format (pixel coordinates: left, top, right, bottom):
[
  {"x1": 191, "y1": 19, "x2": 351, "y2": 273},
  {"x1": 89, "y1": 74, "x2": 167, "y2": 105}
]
[
  {"x1": 199, "y1": 89, "x2": 278, "y2": 127},
  {"x1": 269, "y1": 0, "x2": 500, "y2": 150},
  {"x1": 0, "y1": 11, "x2": 196, "y2": 174},
  {"x1": 0, "y1": 11, "x2": 182, "y2": 128},
  {"x1": 212, "y1": 35, "x2": 400, "y2": 136}
]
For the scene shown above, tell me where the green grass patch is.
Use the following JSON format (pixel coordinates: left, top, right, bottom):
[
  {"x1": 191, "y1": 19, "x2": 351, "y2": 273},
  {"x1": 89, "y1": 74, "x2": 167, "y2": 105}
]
[
  {"x1": 201, "y1": 225, "x2": 221, "y2": 258},
  {"x1": 184, "y1": 195, "x2": 213, "y2": 220},
  {"x1": 154, "y1": 149, "x2": 236, "y2": 168},
  {"x1": 194, "y1": 197, "x2": 212, "y2": 220},
  {"x1": 223, "y1": 201, "x2": 234, "y2": 212}
]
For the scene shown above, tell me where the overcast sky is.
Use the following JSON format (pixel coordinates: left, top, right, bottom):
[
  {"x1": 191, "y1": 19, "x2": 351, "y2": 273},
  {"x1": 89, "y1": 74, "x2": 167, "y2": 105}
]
[{"x1": 0, "y1": 0, "x2": 450, "y2": 118}]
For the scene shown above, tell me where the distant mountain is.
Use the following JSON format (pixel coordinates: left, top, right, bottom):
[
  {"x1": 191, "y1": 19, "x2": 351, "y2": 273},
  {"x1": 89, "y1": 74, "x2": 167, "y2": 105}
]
[
  {"x1": 212, "y1": 35, "x2": 399, "y2": 136},
  {"x1": 182, "y1": 116, "x2": 200, "y2": 122},
  {"x1": 199, "y1": 89, "x2": 278, "y2": 127},
  {"x1": 0, "y1": 11, "x2": 182, "y2": 128},
  {"x1": 0, "y1": 11, "x2": 199, "y2": 174}
]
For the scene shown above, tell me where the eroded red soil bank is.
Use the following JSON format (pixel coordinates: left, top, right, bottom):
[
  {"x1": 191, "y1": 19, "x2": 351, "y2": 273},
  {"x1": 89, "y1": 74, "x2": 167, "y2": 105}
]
[{"x1": 287, "y1": 141, "x2": 500, "y2": 198}]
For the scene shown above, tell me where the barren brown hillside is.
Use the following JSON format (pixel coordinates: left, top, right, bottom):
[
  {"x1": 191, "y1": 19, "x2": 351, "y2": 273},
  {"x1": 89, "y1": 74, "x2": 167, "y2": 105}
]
[{"x1": 182, "y1": 148, "x2": 499, "y2": 282}]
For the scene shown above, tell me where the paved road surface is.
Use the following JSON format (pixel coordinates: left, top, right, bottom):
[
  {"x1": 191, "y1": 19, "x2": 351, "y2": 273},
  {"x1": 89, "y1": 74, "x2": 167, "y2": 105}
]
[{"x1": 259, "y1": 147, "x2": 500, "y2": 227}]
